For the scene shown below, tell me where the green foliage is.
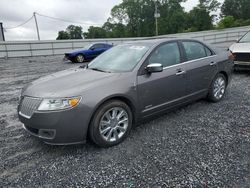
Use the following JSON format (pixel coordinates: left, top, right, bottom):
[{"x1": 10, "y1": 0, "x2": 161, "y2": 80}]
[
  {"x1": 83, "y1": 0, "x2": 223, "y2": 38},
  {"x1": 217, "y1": 16, "x2": 235, "y2": 29},
  {"x1": 221, "y1": 0, "x2": 250, "y2": 20},
  {"x1": 188, "y1": 7, "x2": 213, "y2": 31},
  {"x1": 217, "y1": 16, "x2": 250, "y2": 29},
  {"x1": 56, "y1": 25, "x2": 83, "y2": 40},
  {"x1": 57, "y1": 0, "x2": 250, "y2": 39},
  {"x1": 83, "y1": 26, "x2": 107, "y2": 39},
  {"x1": 56, "y1": 31, "x2": 70, "y2": 40}
]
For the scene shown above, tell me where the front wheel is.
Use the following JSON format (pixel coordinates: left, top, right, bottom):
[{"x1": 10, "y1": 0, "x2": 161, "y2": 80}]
[
  {"x1": 89, "y1": 100, "x2": 133, "y2": 147},
  {"x1": 207, "y1": 73, "x2": 227, "y2": 102},
  {"x1": 75, "y1": 54, "x2": 85, "y2": 63}
]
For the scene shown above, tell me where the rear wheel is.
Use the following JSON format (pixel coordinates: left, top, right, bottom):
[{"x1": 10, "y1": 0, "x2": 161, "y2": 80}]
[
  {"x1": 75, "y1": 54, "x2": 85, "y2": 63},
  {"x1": 89, "y1": 100, "x2": 132, "y2": 147},
  {"x1": 207, "y1": 73, "x2": 227, "y2": 102}
]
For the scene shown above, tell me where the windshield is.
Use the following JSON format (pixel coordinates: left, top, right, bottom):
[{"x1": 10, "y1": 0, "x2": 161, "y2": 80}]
[
  {"x1": 239, "y1": 32, "x2": 250, "y2": 43},
  {"x1": 88, "y1": 44, "x2": 150, "y2": 72},
  {"x1": 83, "y1": 44, "x2": 93, "y2": 49}
]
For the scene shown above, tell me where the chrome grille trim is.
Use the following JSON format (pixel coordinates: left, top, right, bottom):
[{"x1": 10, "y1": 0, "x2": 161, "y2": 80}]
[{"x1": 19, "y1": 96, "x2": 42, "y2": 119}]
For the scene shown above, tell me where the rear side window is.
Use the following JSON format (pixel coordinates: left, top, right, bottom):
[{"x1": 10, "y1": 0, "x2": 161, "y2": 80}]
[
  {"x1": 148, "y1": 42, "x2": 181, "y2": 68},
  {"x1": 205, "y1": 46, "x2": 213, "y2": 56},
  {"x1": 183, "y1": 41, "x2": 209, "y2": 61}
]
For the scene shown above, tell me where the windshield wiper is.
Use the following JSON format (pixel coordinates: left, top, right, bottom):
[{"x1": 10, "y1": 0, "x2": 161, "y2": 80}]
[{"x1": 89, "y1": 67, "x2": 111, "y2": 73}]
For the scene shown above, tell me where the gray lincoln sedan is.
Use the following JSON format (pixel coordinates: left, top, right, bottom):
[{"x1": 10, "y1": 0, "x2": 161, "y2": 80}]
[{"x1": 18, "y1": 39, "x2": 234, "y2": 147}]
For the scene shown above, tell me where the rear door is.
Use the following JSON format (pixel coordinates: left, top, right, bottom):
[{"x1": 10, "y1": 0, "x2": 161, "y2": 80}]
[
  {"x1": 137, "y1": 42, "x2": 188, "y2": 117},
  {"x1": 180, "y1": 40, "x2": 218, "y2": 95}
]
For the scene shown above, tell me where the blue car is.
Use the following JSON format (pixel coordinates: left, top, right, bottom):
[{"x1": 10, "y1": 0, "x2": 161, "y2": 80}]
[{"x1": 64, "y1": 43, "x2": 113, "y2": 63}]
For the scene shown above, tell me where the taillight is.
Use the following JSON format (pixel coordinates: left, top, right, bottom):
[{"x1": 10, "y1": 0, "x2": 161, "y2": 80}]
[{"x1": 229, "y1": 51, "x2": 236, "y2": 61}]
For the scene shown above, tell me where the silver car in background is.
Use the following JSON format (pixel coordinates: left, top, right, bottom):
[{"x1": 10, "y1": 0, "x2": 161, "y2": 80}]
[
  {"x1": 230, "y1": 31, "x2": 250, "y2": 70},
  {"x1": 18, "y1": 39, "x2": 234, "y2": 147}
]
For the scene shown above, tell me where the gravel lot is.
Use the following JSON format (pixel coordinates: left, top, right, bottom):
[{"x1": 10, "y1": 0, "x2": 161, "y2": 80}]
[{"x1": 0, "y1": 56, "x2": 249, "y2": 187}]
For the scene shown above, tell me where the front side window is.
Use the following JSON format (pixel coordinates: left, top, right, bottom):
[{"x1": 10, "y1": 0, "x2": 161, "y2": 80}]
[
  {"x1": 183, "y1": 41, "x2": 207, "y2": 61},
  {"x1": 148, "y1": 42, "x2": 181, "y2": 68},
  {"x1": 92, "y1": 44, "x2": 104, "y2": 49}
]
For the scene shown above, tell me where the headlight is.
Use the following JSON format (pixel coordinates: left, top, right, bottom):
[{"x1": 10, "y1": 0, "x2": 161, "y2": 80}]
[{"x1": 38, "y1": 97, "x2": 81, "y2": 111}]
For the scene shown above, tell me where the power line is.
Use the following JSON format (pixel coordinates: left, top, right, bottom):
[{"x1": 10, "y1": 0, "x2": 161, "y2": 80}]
[
  {"x1": 35, "y1": 12, "x2": 102, "y2": 26},
  {"x1": 4, "y1": 15, "x2": 34, "y2": 30}
]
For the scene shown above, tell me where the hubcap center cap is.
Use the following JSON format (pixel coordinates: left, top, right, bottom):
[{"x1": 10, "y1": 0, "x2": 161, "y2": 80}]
[{"x1": 110, "y1": 119, "x2": 118, "y2": 128}]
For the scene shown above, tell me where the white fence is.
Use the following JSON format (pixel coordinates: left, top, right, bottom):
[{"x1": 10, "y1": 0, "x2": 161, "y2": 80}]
[{"x1": 0, "y1": 25, "x2": 250, "y2": 58}]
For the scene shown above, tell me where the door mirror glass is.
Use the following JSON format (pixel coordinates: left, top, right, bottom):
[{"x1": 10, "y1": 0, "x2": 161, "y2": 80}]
[
  {"x1": 146, "y1": 63, "x2": 163, "y2": 73},
  {"x1": 90, "y1": 46, "x2": 95, "y2": 50}
]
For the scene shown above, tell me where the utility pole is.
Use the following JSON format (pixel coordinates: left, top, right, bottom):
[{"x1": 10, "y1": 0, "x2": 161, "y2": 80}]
[
  {"x1": 0, "y1": 22, "x2": 5, "y2": 41},
  {"x1": 33, "y1": 12, "x2": 40, "y2": 40},
  {"x1": 154, "y1": 0, "x2": 160, "y2": 36}
]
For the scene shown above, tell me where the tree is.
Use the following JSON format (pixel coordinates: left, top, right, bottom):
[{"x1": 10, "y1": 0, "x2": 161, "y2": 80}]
[
  {"x1": 56, "y1": 31, "x2": 70, "y2": 40},
  {"x1": 158, "y1": 0, "x2": 187, "y2": 34},
  {"x1": 66, "y1": 25, "x2": 83, "y2": 39},
  {"x1": 76, "y1": 0, "x2": 226, "y2": 39},
  {"x1": 187, "y1": 0, "x2": 220, "y2": 31},
  {"x1": 56, "y1": 25, "x2": 83, "y2": 40},
  {"x1": 83, "y1": 26, "x2": 107, "y2": 39},
  {"x1": 217, "y1": 16, "x2": 235, "y2": 29},
  {"x1": 221, "y1": 0, "x2": 250, "y2": 20}
]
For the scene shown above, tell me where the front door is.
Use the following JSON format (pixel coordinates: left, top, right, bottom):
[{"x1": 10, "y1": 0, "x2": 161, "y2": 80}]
[{"x1": 137, "y1": 42, "x2": 188, "y2": 117}]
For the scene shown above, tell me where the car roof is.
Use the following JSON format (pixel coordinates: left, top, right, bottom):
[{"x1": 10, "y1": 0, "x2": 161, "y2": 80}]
[{"x1": 124, "y1": 38, "x2": 202, "y2": 47}]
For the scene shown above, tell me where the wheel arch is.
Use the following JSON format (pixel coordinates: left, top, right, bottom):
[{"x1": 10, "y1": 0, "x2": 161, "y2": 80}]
[
  {"x1": 86, "y1": 95, "x2": 137, "y2": 138},
  {"x1": 218, "y1": 71, "x2": 229, "y2": 85},
  {"x1": 75, "y1": 53, "x2": 86, "y2": 62},
  {"x1": 92, "y1": 95, "x2": 136, "y2": 123}
]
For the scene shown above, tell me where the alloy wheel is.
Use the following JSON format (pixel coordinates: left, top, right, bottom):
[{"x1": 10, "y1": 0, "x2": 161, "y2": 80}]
[
  {"x1": 99, "y1": 107, "x2": 129, "y2": 142},
  {"x1": 76, "y1": 54, "x2": 84, "y2": 63},
  {"x1": 213, "y1": 76, "x2": 226, "y2": 100}
]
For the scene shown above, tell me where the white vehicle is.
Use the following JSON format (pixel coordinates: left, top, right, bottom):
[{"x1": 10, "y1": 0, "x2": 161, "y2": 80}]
[{"x1": 229, "y1": 31, "x2": 250, "y2": 70}]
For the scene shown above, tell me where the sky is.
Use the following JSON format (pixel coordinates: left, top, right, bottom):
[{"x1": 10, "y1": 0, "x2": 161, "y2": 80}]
[{"x1": 0, "y1": 0, "x2": 224, "y2": 41}]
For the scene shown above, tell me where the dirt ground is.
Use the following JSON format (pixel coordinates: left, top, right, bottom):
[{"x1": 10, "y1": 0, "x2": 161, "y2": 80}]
[{"x1": 0, "y1": 56, "x2": 249, "y2": 187}]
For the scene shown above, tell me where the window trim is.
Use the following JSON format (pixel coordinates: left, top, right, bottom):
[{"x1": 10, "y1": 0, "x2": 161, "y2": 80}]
[{"x1": 163, "y1": 54, "x2": 217, "y2": 70}]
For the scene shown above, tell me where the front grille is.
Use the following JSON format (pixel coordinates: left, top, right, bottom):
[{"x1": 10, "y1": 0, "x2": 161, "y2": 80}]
[
  {"x1": 19, "y1": 96, "x2": 42, "y2": 119},
  {"x1": 234, "y1": 53, "x2": 250, "y2": 62}
]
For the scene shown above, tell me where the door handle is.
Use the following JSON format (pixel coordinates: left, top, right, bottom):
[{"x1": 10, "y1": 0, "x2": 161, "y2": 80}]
[
  {"x1": 176, "y1": 70, "x2": 186, "y2": 76},
  {"x1": 210, "y1": 61, "x2": 217, "y2": 66}
]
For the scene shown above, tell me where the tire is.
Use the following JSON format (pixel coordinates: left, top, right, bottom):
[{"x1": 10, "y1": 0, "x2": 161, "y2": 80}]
[
  {"x1": 75, "y1": 54, "x2": 85, "y2": 63},
  {"x1": 89, "y1": 100, "x2": 133, "y2": 147},
  {"x1": 207, "y1": 73, "x2": 227, "y2": 103}
]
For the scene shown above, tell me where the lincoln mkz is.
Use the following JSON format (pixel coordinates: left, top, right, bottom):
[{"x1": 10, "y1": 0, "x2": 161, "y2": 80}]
[{"x1": 18, "y1": 39, "x2": 234, "y2": 147}]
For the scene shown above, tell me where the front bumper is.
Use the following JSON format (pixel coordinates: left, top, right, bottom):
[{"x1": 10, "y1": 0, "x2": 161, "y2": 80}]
[
  {"x1": 18, "y1": 102, "x2": 91, "y2": 145},
  {"x1": 234, "y1": 61, "x2": 250, "y2": 70},
  {"x1": 63, "y1": 54, "x2": 74, "y2": 62}
]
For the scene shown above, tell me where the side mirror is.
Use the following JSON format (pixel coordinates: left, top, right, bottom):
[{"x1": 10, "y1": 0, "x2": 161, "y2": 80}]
[
  {"x1": 146, "y1": 63, "x2": 163, "y2": 73},
  {"x1": 90, "y1": 47, "x2": 95, "y2": 50}
]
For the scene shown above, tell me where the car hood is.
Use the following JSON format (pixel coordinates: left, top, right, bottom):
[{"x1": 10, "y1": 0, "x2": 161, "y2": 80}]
[
  {"x1": 229, "y1": 42, "x2": 250, "y2": 53},
  {"x1": 22, "y1": 68, "x2": 120, "y2": 98}
]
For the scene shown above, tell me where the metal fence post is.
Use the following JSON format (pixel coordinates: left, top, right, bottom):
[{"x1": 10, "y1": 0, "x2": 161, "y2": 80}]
[
  {"x1": 29, "y1": 43, "x2": 33, "y2": 57},
  {"x1": 52, "y1": 42, "x2": 54, "y2": 56},
  {"x1": 4, "y1": 43, "x2": 8, "y2": 59}
]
